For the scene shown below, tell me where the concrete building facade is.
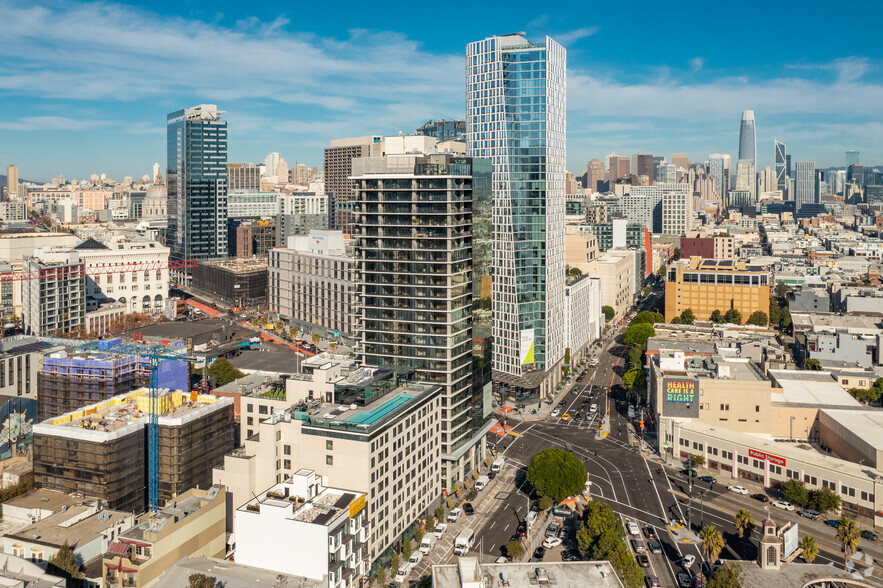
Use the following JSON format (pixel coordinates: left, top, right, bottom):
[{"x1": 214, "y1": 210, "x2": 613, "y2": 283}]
[{"x1": 664, "y1": 258, "x2": 770, "y2": 323}]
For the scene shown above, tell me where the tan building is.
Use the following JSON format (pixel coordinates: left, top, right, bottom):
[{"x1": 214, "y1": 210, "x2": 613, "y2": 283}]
[
  {"x1": 323, "y1": 136, "x2": 383, "y2": 233},
  {"x1": 582, "y1": 252, "x2": 634, "y2": 322},
  {"x1": 565, "y1": 226, "x2": 599, "y2": 270},
  {"x1": 713, "y1": 235, "x2": 735, "y2": 259},
  {"x1": 664, "y1": 257, "x2": 770, "y2": 323},
  {"x1": 101, "y1": 485, "x2": 226, "y2": 588}
]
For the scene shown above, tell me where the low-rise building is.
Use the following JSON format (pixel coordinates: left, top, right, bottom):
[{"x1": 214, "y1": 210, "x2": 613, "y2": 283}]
[
  {"x1": 432, "y1": 558, "x2": 624, "y2": 588},
  {"x1": 158, "y1": 555, "x2": 324, "y2": 588},
  {"x1": 664, "y1": 257, "x2": 770, "y2": 323},
  {"x1": 214, "y1": 375, "x2": 441, "y2": 565},
  {"x1": 235, "y1": 470, "x2": 368, "y2": 587},
  {"x1": 101, "y1": 485, "x2": 227, "y2": 588},
  {"x1": 0, "y1": 554, "x2": 65, "y2": 586}
]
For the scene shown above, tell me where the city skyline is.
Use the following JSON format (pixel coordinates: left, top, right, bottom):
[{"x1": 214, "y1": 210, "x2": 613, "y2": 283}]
[{"x1": 1, "y1": 0, "x2": 881, "y2": 179}]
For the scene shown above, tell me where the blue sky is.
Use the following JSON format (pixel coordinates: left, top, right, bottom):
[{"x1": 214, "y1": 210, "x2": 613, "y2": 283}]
[{"x1": 1, "y1": 0, "x2": 882, "y2": 181}]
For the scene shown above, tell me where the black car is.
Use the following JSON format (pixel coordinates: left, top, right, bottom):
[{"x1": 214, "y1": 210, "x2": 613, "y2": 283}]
[
  {"x1": 517, "y1": 522, "x2": 527, "y2": 537},
  {"x1": 699, "y1": 475, "x2": 716, "y2": 484},
  {"x1": 751, "y1": 493, "x2": 769, "y2": 503},
  {"x1": 636, "y1": 554, "x2": 650, "y2": 568},
  {"x1": 643, "y1": 527, "x2": 657, "y2": 540},
  {"x1": 862, "y1": 530, "x2": 878, "y2": 541},
  {"x1": 466, "y1": 489, "x2": 477, "y2": 501},
  {"x1": 647, "y1": 540, "x2": 663, "y2": 554},
  {"x1": 562, "y1": 550, "x2": 581, "y2": 562},
  {"x1": 682, "y1": 469, "x2": 697, "y2": 478},
  {"x1": 676, "y1": 572, "x2": 693, "y2": 588},
  {"x1": 531, "y1": 546, "x2": 546, "y2": 562},
  {"x1": 574, "y1": 411, "x2": 582, "y2": 420},
  {"x1": 463, "y1": 503, "x2": 475, "y2": 515}
]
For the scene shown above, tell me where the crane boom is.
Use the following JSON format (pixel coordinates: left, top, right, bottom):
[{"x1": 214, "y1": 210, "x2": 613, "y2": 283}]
[
  {"x1": 0, "y1": 259, "x2": 197, "y2": 283},
  {"x1": 40, "y1": 336, "x2": 196, "y2": 511}
]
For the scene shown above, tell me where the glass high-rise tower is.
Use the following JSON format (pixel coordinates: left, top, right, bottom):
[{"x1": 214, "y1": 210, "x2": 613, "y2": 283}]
[
  {"x1": 167, "y1": 105, "x2": 229, "y2": 274},
  {"x1": 738, "y1": 110, "x2": 756, "y2": 167},
  {"x1": 775, "y1": 140, "x2": 787, "y2": 195},
  {"x1": 466, "y1": 33, "x2": 566, "y2": 399}
]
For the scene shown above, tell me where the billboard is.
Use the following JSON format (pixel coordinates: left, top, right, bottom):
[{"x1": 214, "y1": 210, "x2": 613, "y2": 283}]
[
  {"x1": 783, "y1": 523, "x2": 799, "y2": 559},
  {"x1": 662, "y1": 378, "x2": 699, "y2": 418},
  {"x1": 519, "y1": 329, "x2": 535, "y2": 365},
  {"x1": 0, "y1": 397, "x2": 36, "y2": 460},
  {"x1": 748, "y1": 448, "x2": 787, "y2": 467}
]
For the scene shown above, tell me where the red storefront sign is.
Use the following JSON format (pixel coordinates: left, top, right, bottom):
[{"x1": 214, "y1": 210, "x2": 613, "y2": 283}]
[{"x1": 749, "y1": 448, "x2": 786, "y2": 467}]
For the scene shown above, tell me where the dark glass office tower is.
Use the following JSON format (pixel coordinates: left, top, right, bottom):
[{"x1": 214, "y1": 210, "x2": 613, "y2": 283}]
[
  {"x1": 775, "y1": 140, "x2": 787, "y2": 194},
  {"x1": 167, "y1": 105, "x2": 229, "y2": 277}
]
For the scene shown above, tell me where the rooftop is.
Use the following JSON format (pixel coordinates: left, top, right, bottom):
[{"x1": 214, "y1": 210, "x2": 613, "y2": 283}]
[
  {"x1": 3, "y1": 488, "x2": 85, "y2": 513},
  {"x1": 198, "y1": 257, "x2": 268, "y2": 273},
  {"x1": 768, "y1": 370, "x2": 862, "y2": 408},
  {"x1": 305, "y1": 383, "x2": 439, "y2": 434},
  {"x1": 240, "y1": 475, "x2": 363, "y2": 528},
  {"x1": 432, "y1": 559, "x2": 624, "y2": 588},
  {"x1": 6, "y1": 505, "x2": 131, "y2": 549},
  {"x1": 730, "y1": 560, "x2": 866, "y2": 587},
  {"x1": 157, "y1": 556, "x2": 325, "y2": 588},
  {"x1": 116, "y1": 485, "x2": 223, "y2": 545}
]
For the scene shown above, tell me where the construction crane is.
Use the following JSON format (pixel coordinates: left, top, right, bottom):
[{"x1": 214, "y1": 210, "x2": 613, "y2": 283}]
[
  {"x1": 40, "y1": 335, "x2": 196, "y2": 512},
  {"x1": 0, "y1": 258, "x2": 197, "y2": 282}
]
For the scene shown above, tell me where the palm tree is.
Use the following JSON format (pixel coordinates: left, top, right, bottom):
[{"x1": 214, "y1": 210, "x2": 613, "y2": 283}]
[
  {"x1": 836, "y1": 517, "x2": 861, "y2": 568},
  {"x1": 699, "y1": 525, "x2": 725, "y2": 564},
  {"x1": 799, "y1": 534, "x2": 819, "y2": 563},
  {"x1": 733, "y1": 509, "x2": 755, "y2": 557}
]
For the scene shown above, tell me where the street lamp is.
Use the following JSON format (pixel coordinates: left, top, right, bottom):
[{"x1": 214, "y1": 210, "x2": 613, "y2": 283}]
[{"x1": 699, "y1": 489, "x2": 707, "y2": 529}]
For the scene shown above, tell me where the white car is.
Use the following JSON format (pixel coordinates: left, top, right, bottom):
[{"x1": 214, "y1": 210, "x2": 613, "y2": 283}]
[
  {"x1": 551, "y1": 409, "x2": 561, "y2": 418},
  {"x1": 626, "y1": 521, "x2": 640, "y2": 535},
  {"x1": 680, "y1": 554, "x2": 696, "y2": 568},
  {"x1": 408, "y1": 552, "x2": 423, "y2": 567},
  {"x1": 434, "y1": 523, "x2": 448, "y2": 539},
  {"x1": 727, "y1": 485, "x2": 749, "y2": 495},
  {"x1": 542, "y1": 537, "x2": 563, "y2": 549},
  {"x1": 772, "y1": 500, "x2": 795, "y2": 511},
  {"x1": 394, "y1": 564, "x2": 412, "y2": 583},
  {"x1": 447, "y1": 508, "x2": 462, "y2": 522}
]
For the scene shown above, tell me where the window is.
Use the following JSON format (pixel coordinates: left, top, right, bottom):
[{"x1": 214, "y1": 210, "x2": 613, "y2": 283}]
[
  {"x1": 755, "y1": 405, "x2": 760, "y2": 412},
  {"x1": 247, "y1": 404, "x2": 253, "y2": 413},
  {"x1": 247, "y1": 417, "x2": 253, "y2": 426},
  {"x1": 803, "y1": 474, "x2": 817, "y2": 486},
  {"x1": 861, "y1": 491, "x2": 872, "y2": 502},
  {"x1": 284, "y1": 459, "x2": 291, "y2": 470},
  {"x1": 259, "y1": 405, "x2": 269, "y2": 415},
  {"x1": 326, "y1": 440, "x2": 334, "y2": 451},
  {"x1": 327, "y1": 455, "x2": 334, "y2": 465},
  {"x1": 842, "y1": 485, "x2": 856, "y2": 498},
  {"x1": 720, "y1": 404, "x2": 729, "y2": 411},
  {"x1": 786, "y1": 469, "x2": 799, "y2": 480},
  {"x1": 284, "y1": 445, "x2": 291, "y2": 455}
]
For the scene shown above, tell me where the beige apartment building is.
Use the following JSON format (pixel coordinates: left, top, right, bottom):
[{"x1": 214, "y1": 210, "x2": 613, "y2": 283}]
[
  {"x1": 665, "y1": 257, "x2": 770, "y2": 323},
  {"x1": 582, "y1": 251, "x2": 634, "y2": 322},
  {"x1": 565, "y1": 226, "x2": 599, "y2": 271}
]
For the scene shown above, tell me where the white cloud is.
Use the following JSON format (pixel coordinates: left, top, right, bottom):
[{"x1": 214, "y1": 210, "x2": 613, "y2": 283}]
[
  {"x1": 0, "y1": 116, "x2": 114, "y2": 131},
  {"x1": 554, "y1": 26, "x2": 600, "y2": 46},
  {"x1": 689, "y1": 57, "x2": 704, "y2": 73}
]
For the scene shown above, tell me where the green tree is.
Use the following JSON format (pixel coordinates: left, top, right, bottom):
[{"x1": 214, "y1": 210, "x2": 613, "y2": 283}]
[
  {"x1": 402, "y1": 538, "x2": 412, "y2": 559},
  {"x1": 691, "y1": 455, "x2": 705, "y2": 468},
  {"x1": 699, "y1": 525, "x2": 725, "y2": 563},
  {"x1": 47, "y1": 541, "x2": 84, "y2": 580},
  {"x1": 848, "y1": 387, "x2": 879, "y2": 404},
  {"x1": 376, "y1": 568, "x2": 386, "y2": 587},
  {"x1": 312, "y1": 333, "x2": 321, "y2": 344},
  {"x1": 680, "y1": 308, "x2": 695, "y2": 324},
  {"x1": 569, "y1": 267, "x2": 583, "y2": 277},
  {"x1": 505, "y1": 539, "x2": 525, "y2": 560},
  {"x1": 809, "y1": 487, "x2": 842, "y2": 514},
  {"x1": 769, "y1": 299, "x2": 781, "y2": 325},
  {"x1": 723, "y1": 308, "x2": 743, "y2": 325},
  {"x1": 710, "y1": 309, "x2": 724, "y2": 323},
  {"x1": 631, "y1": 311, "x2": 663, "y2": 325},
  {"x1": 836, "y1": 517, "x2": 861, "y2": 568},
  {"x1": 538, "y1": 495, "x2": 555, "y2": 510},
  {"x1": 780, "y1": 306, "x2": 792, "y2": 329},
  {"x1": 628, "y1": 344, "x2": 644, "y2": 369},
  {"x1": 526, "y1": 448, "x2": 587, "y2": 502},
  {"x1": 435, "y1": 505, "x2": 445, "y2": 523},
  {"x1": 782, "y1": 479, "x2": 809, "y2": 507},
  {"x1": 390, "y1": 553, "x2": 400, "y2": 574},
  {"x1": 623, "y1": 323, "x2": 655, "y2": 347},
  {"x1": 189, "y1": 574, "x2": 217, "y2": 588},
  {"x1": 775, "y1": 281, "x2": 791, "y2": 298},
  {"x1": 746, "y1": 311, "x2": 768, "y2": 326},
  {"x1": 602, "y1": 306, "x2": 615, "y2": 321},
  {"x1": 733, "y1": 509, "x2": 755, "y2": 557},
  {"x1": 656, "y1": 265, "x2": 667, "y2": 279},
  {"x1": 707, "y1": 562, "x2": 742, "y2": 588},
  {"x1": 799, "y1": 534, "x2": 819, "y2": 563},
  {"x1": 803, "y1": 358, "x2": 821, "y2": 371},
  {"x1": 576, "y1": 502, "x2": 643, "y2": 588},
  {"x1": 671, "y1": 316, "x2": 683, "y2": 324},
  {"x1": 672, "y1": 247, "x2": 681, "y2": 260},
  {"x1": 206, "y1": 357, "x2": 245, "y2": 387},
  {"x1": 622, "y1": 367, "x2": 646, "y2": 392},
  {"x1": 414, "y1": 527, "x2": 424, "y2": 545}
]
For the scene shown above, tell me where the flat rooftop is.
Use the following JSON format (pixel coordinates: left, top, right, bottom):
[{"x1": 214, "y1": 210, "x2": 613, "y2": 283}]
[
  {"x1": 432, "y1": 559, "x2": 624, "y2": 588},
  {"x1": 769, "y1": 370, "x2": 862, "y2": 408},
  {"x1": 118, "y1": 485, "x2": 222, "y2": 543},
  {"x1": 134, "y1": 319, "x2": 227, "y2": 340},
  {"x1": 731, "y1": 560, "x2": 863, "y2": 587},
  {"x1": 6, "y1": 506, "x2": 130, "y2": 549},
  {"x1": 305, "y1": 383, "x2": 439, "y2": 434},
  {"x1": 241, "y1": 480, "x2": 362, "y2": 527},
  {"x1": 820, "y1": 409, "x2": 883, "y2": 452},
  {"x1": 158, "y1": 556, "x2": 325, "y2": 588},
  {"x1": 3, "y1": 488, "x2": 83, "y2": 513},
  {"x1": 791, "y1": 312, "x2": 882, "y2": 331}
]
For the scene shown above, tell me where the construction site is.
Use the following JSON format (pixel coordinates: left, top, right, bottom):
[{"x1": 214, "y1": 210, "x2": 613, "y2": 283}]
[
  {"x1": 190, "y1": 257, "x2": 268, "y2": 308},
  {"x1": 32, "y1": 388, "x2": 234, "y2": 512}
]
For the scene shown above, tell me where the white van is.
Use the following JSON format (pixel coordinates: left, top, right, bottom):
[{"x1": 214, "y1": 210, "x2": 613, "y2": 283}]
[
  {"x1": 420, "y1": 533, "x2": 436, "y2": 554},
  {"x1": 453, "y1": 529, "x2": 475, "y2": 556},
  {"x1": 475, "y1": 475, "x2": 490, "y2": 491},
  {"x1": 525, "y1": 510, "x2": 538, "y2": 529},
  {"x1": 491, "y1": 457, "x2": 507, "y2": 473}
]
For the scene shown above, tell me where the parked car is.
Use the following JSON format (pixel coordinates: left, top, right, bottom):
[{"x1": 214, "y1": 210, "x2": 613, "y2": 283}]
[
  {"x1": 517, "y1": 521, "x2": 527, "y2": 537},
  {"x1": 551, "y1": 409, "x2": 561, "y2": 418},
  {"x1": 861, "y1": 530, "x2": 878, "y2": 541},
  {"x1": 433, "y1": 523, "x2": 448, "y2": 539},
  {"x1": 824, "y1": 519, "x2": 840, "y2": 528},
  {"x1": 751, "y1": 493, "x2": 769, "y2": 503},
  {"x1": 562, "y1": 550, "x2": 581, "y2": 561},
  {"x1": 727, "y1": 485, "x2": 749, "y2": 495},
  {"x1": 447, "y1": 508, "x2": 462, "y2": 522},
  {"x1": 626, "y1": 521, "x2": 640, "y2": 535},
  {"x1": 699, "y1": 475, "x2": 716, "y2": 484},
  {"x1": 545, "y1": 522, "x2": 561, "y2": 538},
  {"x1": 408, "y1": 552, "x2": 423, "y2": 567},
  {"x1": 680, "y1": 554, "x2": 696, "y2": 568},
  {"x1": 542, "y1": 537, "x2": 562, "y2": 549},
  {"x1": 771, "y1": 500, "x2": 795, "y2": 511},
  {"x1": 530, "y1": 546, "x2": 546, "y2": 562},
  {"x1": 463, "y1": 503, "x2": 475, "y2": 515},
  {"x1": 636, "y1": 554, "x2": 650, "y2": 568},
  {"x1": 798, "y1": 509, "x2": 821, "y2": 520}
]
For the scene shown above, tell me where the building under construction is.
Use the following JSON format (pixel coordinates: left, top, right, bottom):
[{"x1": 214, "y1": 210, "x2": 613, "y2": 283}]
[
  {"x1": 37, "y1": 346, "x2": 189, "y2": 421},
  {"x1": 33, "y1": 388, "x2": 234, "y2": 513},
  {"x1": 190, "y1": 257, "x2": 267, "y2": 307}
]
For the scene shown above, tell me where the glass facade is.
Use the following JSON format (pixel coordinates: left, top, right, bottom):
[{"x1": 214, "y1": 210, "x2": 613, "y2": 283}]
[
  {"x1": 466, "y1": 34, "x2": 566, "y2": 394},
  {"x1": 775, "y1": 140, "x2": 787, "y2": 193},
  {"x1": 167, "y1": 106, "x2": 229, "y2": 268}
]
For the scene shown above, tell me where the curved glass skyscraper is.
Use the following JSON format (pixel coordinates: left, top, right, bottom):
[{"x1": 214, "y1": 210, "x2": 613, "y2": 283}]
[
  {"x1": 466, "y1": 34, "x2": 566, "y2": 399},
  {"x1": 738, "y1": 110, "x2": 756, "y2": 166}
]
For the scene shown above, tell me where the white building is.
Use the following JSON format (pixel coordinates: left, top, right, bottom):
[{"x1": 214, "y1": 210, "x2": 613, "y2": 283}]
[
  {"x1": 564, "y1": 275, "x2": 602, "y2": 364},
  {"x1": 796, "y1": 161, "x2": 816, "y2": 210},
  {"x1": 227, "y1": 191, "x2": 280, "y2": 218},
  {"x1": 21, "y1": 252, "x2": 85, "y2": 337},
  {"x1": 214, "y1": 376, "x2": 442, "y2": 565},
  {"x1": 269, "y1": 230, "x2": 357, "y2": 343},
  {"x1": 662, "y1": 185, "x2": 693, "y2": 236},
  {"x1": 0, "y1": 202, "x2": 26, "y2": 221},
  {"x1": 235, "y1": 469, "x2": 368, "y2": 588}
]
